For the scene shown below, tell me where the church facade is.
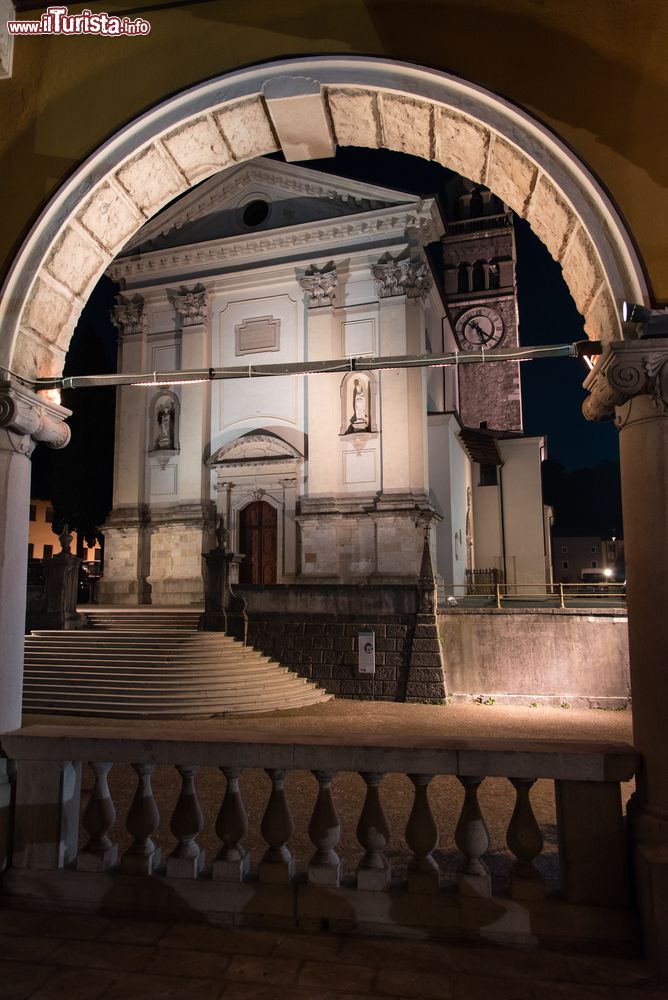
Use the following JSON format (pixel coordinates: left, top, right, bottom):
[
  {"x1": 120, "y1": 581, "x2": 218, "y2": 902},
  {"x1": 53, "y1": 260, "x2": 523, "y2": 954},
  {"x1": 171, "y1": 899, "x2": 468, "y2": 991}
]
[{"x1": 99, "y1": 158, "x2": 551, "y2": 605}]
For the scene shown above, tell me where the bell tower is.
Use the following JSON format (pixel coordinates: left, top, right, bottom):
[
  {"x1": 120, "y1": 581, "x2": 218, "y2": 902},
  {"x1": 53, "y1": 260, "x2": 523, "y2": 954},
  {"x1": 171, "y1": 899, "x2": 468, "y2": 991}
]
[{"x1": 442, "y1": 181, "x2": 522, "y2": 431}]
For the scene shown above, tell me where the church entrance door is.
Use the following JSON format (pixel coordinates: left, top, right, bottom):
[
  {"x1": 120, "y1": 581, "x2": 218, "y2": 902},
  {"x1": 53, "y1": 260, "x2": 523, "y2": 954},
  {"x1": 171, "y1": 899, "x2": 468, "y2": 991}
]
[{"x1": 239, "y1": 501, "x2": 277, "y2": 585}]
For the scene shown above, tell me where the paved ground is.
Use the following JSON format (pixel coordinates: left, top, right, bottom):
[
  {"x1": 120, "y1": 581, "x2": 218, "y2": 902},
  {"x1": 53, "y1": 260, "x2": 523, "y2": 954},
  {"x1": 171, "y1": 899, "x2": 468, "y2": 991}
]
[
  {"x1": 1, "y1": 906, "x2": 666, "y2": 1000},
  {"x1": 8, "y1": 703, "x2": 653, "y2": 999}
]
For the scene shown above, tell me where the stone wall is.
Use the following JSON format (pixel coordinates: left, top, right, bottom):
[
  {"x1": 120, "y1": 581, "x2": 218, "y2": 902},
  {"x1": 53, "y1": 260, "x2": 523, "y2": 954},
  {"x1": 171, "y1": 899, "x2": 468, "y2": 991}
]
[
  {"x1": 439, "y1": 607, "x2": 630, "y2": 708},
  {"x1": 236, "y1": 584, "x2": 446, "y2": 702}
]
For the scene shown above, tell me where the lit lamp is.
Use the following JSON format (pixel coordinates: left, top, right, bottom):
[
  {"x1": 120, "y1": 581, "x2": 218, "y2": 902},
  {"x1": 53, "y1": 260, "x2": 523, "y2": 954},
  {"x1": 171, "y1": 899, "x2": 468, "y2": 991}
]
[{"x1": 622, "y1": 302, "x2": 668, "y2": 338}]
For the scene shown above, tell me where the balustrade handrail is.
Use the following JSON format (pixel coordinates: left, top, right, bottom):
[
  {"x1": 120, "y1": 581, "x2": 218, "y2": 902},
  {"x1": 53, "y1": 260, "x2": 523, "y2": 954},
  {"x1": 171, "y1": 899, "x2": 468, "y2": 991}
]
[
  {"x1": 0, "y1": 725, "x2": 639, "y2": 782},
  {"x1": 2, "y1": 725, "x2": 641, "y2": 945}
]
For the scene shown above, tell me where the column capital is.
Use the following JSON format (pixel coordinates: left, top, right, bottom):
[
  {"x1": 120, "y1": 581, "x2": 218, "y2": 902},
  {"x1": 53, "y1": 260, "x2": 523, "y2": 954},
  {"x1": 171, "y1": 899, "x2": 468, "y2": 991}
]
[
  {"x1": 371, "y1": 252, "x2": 432, "y2": 300},
  {"x1": 299, "y1": 264, "x2": 337, "y2": 308},
  {"x1": 0, "y1": 381, "x2": 71, "y2": 452},
  {"x1": 170, "y1": 283, "x2": 208, "y2": 326},
  {"x1": 583, "y1": 338, "x2": 668, "y2": 422},
  {"x1": 110, "y1": 292, "x2": 145, "y2": 336}
]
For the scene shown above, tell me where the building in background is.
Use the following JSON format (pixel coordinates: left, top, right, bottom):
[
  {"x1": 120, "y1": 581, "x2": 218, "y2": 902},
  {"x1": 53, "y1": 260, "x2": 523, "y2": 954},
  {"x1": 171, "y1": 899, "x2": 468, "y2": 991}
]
[
  {"x1": 28, "y1": 499, "x2": 101, "y2": 565},
  {"x1": 99, "y1": 159, "x2": 551, "y2": 605}
]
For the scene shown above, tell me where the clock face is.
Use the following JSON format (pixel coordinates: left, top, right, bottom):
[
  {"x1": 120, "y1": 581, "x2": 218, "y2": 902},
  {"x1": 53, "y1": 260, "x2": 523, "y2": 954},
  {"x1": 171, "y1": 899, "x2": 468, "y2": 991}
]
[{"x1": 454, "y1": 306, "x2": 504, "y2": 351}]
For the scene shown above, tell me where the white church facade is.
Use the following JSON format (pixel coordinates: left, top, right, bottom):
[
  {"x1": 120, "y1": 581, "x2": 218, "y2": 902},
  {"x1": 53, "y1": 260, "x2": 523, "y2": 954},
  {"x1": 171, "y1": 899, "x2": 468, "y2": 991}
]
[{"x1": 99, "y1": 158, "x2": 551, "y2": 605}]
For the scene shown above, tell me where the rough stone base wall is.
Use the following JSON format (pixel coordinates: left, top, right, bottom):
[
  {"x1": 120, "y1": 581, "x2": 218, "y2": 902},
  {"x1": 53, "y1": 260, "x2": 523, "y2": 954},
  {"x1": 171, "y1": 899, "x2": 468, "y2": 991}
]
[{"x1": 246, "y1": 613, "x2": 445, "y2": 702}]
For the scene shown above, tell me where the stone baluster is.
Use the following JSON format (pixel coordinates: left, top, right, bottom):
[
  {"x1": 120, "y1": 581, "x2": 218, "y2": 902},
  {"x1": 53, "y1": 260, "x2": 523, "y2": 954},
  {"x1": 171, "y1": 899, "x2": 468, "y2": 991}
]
[
  {"x1": 307, "y1": 770, "x2": 342, "y2": 886},
  {"x1": 121, "y1": 762, "x2": 161, "y2": 875},
  {"x1": 506, "y1": 777, "x2": 545, "y2": 899},
  {"x1": 166, "y1": 764, "x2": 205, "y2": 878},
  {"x1": 405, "y1": 773, "x2": 440, "y2": 892},
  {"x1": 259, "y1": 769, "x2": 295, "y2": 882},
  {"x1": 77, "y1": 762, "x2": 118, "y2": 872},
  {"x1": 213, "y1": 766, "x2": 250, "y2": 881},
  {"x1": 455, "y1": 776, "x2": 491, "y2": 896},
  {"x1": 356, "y1": 772, "x2": 391, "y2": 889}
]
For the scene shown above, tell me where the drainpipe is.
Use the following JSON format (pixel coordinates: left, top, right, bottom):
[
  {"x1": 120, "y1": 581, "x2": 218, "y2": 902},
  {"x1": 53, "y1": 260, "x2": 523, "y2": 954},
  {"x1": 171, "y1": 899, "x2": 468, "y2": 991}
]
[{"x1": 498, "y1": 464, "x2": 508, "y2": 584}]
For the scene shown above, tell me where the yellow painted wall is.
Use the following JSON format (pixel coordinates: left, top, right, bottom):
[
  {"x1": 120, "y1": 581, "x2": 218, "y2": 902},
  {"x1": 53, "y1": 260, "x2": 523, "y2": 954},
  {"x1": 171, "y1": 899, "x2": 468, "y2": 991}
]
[
  {"x1": 28, "y1": 498, "x2": 100, "y2": 561},
  {"x1": 1, "y1": 0, "x2": 667, "y2": 297}
]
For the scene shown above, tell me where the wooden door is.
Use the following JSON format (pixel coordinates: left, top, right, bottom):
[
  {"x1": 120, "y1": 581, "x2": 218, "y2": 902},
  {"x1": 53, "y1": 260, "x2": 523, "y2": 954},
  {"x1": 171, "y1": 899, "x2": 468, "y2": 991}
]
[{"x1": 239, "y1": 501, "x2": 277, "y2": 584}]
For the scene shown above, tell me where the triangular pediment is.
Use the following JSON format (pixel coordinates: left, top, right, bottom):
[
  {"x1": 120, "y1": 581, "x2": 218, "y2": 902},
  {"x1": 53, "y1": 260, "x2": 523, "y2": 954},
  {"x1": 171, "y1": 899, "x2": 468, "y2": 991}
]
[{"x1": 122, "y1": 157, "x2": 422, "y2": 255}]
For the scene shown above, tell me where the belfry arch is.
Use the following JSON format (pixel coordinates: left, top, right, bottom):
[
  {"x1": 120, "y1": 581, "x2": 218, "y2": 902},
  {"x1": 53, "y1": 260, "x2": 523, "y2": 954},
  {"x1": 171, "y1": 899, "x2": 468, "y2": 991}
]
[{"x1": 0, "y1": 55, "x2": 649, "y2": 383}]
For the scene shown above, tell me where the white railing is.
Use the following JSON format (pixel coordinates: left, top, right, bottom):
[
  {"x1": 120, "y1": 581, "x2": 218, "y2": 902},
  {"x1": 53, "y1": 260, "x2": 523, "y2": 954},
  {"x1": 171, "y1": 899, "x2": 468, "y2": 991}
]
[{"x1": 1, "y1": 726, "x2": 639, "y2": 948}]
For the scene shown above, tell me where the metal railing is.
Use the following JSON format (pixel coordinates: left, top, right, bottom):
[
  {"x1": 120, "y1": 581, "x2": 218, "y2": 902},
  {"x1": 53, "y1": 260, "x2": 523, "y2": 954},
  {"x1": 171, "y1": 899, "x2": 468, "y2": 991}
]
[{"x1": 441, "y1": 581, "x2": 626, "y2": 609}]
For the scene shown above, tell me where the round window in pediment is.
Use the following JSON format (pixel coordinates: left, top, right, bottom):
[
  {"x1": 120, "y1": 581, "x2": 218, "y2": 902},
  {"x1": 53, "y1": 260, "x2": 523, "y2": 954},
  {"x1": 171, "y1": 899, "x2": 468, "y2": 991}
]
[{"x1": 242, "y1": 199, "x2": 270, "y2": 227}]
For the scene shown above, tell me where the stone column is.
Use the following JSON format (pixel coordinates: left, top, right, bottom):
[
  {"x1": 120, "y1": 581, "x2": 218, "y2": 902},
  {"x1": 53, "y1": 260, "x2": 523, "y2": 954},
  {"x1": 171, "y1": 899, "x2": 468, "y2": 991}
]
[
  {"x1": 584, "y1": 339, "x2": 668, "y2": 975},
  {"x1": 0, "y1": 383, "x2": 71, "y2": 733},
  {"x1": 0, "y1": 383, "x2": 70, "y2": 873}
]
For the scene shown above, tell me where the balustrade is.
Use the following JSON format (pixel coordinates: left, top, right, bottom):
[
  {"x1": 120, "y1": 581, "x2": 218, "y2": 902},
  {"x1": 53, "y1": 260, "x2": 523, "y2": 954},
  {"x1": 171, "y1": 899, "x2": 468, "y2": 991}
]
[{"x1": 2, "y1": 728, "x2": 639, "y2": 948}]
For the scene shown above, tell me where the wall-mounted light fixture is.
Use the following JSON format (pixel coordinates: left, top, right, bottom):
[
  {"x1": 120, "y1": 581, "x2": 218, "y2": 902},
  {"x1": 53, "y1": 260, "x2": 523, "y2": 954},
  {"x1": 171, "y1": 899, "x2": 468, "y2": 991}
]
[{"x1": 622, "y1": 302, "x2": 668, "y2": 338}]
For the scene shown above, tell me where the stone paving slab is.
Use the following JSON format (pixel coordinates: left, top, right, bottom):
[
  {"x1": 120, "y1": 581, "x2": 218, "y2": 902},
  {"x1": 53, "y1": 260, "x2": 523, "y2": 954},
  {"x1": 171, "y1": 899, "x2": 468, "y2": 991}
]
[{"x1": 1, "y1": 909, "x2": 666, "y2": 1000}]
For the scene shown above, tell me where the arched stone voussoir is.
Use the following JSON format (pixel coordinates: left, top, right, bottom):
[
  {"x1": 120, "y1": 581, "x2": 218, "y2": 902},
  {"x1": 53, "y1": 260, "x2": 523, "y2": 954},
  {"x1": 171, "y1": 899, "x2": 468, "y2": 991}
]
[{"x1": 4, "y1": 58, "x2": 646, "y2": 381}]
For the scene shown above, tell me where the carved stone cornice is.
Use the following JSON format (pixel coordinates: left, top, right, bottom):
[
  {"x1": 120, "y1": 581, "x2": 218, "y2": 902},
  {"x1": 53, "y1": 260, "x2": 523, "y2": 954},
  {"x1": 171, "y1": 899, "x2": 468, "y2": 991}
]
[
  {"x1": 110, "y1": 293, "x2": 145, "y2": 336},
  {"x1": 372, "y1": 255, "x2": 433, "y2": 300},
  {"x1": 107, "y1": 205, "x2": 442, "y2": 283},
  {"x1": 170, "y1": 284, "x2": 208, "y2": 326},
  {"x1": 583, "y1": 339, "x2": 668, "y2": 422},
  {"x1": 300, "y1": 264, "x2": 337, "y2": 308},
  {"x1": 0, "y1": 382, "x2": 71, "y2": 452}
]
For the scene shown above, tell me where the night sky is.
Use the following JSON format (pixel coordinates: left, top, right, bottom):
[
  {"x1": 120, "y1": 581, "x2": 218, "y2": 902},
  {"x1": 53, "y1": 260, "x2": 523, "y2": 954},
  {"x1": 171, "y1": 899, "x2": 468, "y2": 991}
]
[{"x1": 31, "y1": 147, "x2": 623, "y2": 539}]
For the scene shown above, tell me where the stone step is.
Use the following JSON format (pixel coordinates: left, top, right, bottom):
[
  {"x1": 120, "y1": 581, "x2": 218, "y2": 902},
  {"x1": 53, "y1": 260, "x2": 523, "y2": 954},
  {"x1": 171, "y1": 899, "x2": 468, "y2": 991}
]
[{"x1": 24, "y1": 615, "x2": 331, "y2": 717}]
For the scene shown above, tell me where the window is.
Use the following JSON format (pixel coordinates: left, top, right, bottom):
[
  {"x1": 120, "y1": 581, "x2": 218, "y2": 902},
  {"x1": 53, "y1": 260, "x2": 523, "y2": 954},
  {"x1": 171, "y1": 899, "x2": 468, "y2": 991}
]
[
  {"x1": 479, "y1": 464, "x2": 498, "y2": 486},
  {"x1": 591, "y1": 560, "x2": 598, "y2": 568},
  {"x1": 561, "y1": 545, "x2": 567, "y2": 554},
  {"x1": 590, "y1": 546, "x2": 596, "y2": 553},
  {"x1": 45, "y1": 507, "x2": 53, "y2": 524},
  {"x1": 43, "y1": 544, "x2": 53, "y2": 559},
  {"x1": 29, "y1": 505, "x2": 36, "y2": 521},
  {"x1": 562, "y1": 560, "x2": 569, "y2": 570},
  {"x1": 28, "y1": 543, "x2": 34, "y2": 559}
]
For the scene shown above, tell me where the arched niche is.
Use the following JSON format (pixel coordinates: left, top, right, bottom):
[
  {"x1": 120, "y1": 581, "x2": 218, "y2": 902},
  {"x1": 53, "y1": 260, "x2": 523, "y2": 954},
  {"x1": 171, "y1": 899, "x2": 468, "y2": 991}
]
[
  {"x1": 149, "y1": 390, "x2": 180, "y2": 453},
  {"x1": 339, "y1": 371, "x2": 378, "y2": 435},
  {"x1": 0, "y1": 56, "x2": 649, "y2": 383}
]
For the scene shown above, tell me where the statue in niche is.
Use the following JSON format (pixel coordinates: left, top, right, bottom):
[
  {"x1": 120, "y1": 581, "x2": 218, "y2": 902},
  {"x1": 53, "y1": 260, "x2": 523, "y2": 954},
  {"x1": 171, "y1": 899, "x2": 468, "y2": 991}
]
[
  {"x1": 351, "y1": 378, "x2": 369, "y2": 431},
  {"x1": 156, "y1": 398, "x2": 175, "y2": 449}
]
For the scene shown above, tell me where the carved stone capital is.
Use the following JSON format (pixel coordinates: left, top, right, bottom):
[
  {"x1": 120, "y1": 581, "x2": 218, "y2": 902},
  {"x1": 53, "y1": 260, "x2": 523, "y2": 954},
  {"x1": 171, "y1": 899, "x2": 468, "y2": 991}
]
[
  {"x1": 110, "y1": 293, "x2": 145, "y2": 336},
  {"x1": 583, "y1": 339, "x2": 668, "y2": 422},
  {"x1": 171, "y1": 284, "x2": 208, "y2": 326},
  {"x1": 0, "y1": 382, "x2": 71, "y2": 451},
  {"x1": 372, "y1": 254, "x2": 432, "y2": 299},
  {"x1": 300, "y1": 264, "x2": 337, "y2": 308}
]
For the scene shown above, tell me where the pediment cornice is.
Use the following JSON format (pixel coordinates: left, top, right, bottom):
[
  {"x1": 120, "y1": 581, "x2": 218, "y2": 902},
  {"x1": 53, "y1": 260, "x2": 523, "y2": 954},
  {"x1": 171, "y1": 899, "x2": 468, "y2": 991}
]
[{"x1": 108, "y1": 201, "x2": 443, "y2": 283}]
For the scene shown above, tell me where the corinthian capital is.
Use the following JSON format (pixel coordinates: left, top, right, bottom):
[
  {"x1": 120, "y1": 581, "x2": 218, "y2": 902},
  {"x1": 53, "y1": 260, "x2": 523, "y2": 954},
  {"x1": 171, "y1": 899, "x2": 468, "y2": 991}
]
[
  {"x1": 110, "y1": 293, "x2": 145, "y2": 336},
  {"x1": 372, "y1": 254, "x2": 432, "y2": 299},
  {"x1": 0, "y1": 382, "x2": 71, "y2": 451},
  {"x1": 171, "y1": 284, "x2": 208, "y2": 326},
  {"x1": 583, "y1": 339, "x2": 668, "y2": 422},
  {"x1": 300, "y1": 264, "x2": 337, "y2": 308}
]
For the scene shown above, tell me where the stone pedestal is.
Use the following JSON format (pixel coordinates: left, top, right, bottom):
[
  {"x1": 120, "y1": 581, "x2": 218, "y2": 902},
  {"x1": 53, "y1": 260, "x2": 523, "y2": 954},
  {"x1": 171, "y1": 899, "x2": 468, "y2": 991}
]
[
  {"x1": 200, "y1": 545, "x2": 246, "y2": 637},
  {"x1": 30, "y1": 545, "x2": 84, "y2": 631}
]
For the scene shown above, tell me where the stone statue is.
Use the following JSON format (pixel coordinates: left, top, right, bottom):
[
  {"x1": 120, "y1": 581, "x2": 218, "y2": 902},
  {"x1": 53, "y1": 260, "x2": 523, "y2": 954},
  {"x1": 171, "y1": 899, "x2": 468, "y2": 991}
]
[
  {"x1": 352, "y1": 379, "x2": 368, "y2": 430},
  {"x1": 157, "y1": 400, "x2": 175, "y2": 449}
]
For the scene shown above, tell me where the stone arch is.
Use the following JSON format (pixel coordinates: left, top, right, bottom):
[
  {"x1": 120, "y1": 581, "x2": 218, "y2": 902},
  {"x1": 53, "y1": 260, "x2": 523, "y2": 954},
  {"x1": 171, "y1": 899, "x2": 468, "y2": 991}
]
[{"x1": 0, "y1": 56, "x2": 649, "y2": 383}]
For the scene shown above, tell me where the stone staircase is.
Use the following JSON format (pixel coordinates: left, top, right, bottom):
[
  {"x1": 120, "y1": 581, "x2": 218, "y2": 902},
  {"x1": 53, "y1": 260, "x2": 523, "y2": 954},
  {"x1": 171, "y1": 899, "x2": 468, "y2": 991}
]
[{"x1": 22, "y1": 608, "x2": 332, "y2": 718}]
